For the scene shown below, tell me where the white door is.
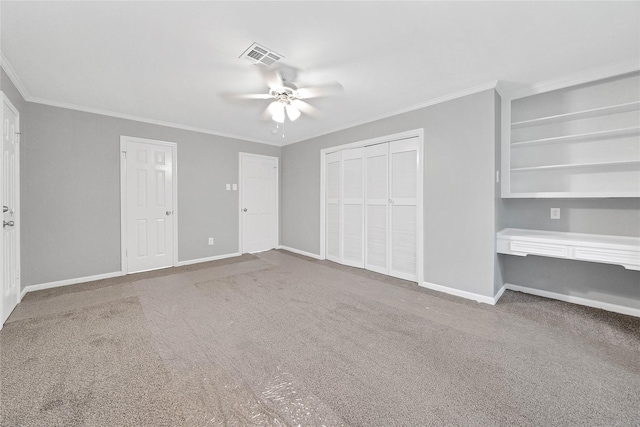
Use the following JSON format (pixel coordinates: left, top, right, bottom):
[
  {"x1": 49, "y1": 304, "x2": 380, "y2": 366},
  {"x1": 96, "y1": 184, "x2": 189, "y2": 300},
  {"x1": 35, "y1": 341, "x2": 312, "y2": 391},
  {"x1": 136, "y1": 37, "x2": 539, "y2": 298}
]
[
  {"x1": 389, "y1": 137, "x2": 419, "y2": 281},
  {"x1": 240, "y1": 153, "x2": 278, "y2": 253},
  {"x1": 325, "y1": 151, "x2": 341, "y2": 263},
  {"x1": 365, "y1": 143, "x2": 388, "y2": 274},
  {"x1": 1, "y1": 94, "x2": 20, "y2": 325},
  {"x1": 122, "y1": 137, "x2": 176, "y2": 273},
  {"x1": 341, "y1": 147, "x2": 365, "y2": 268}
]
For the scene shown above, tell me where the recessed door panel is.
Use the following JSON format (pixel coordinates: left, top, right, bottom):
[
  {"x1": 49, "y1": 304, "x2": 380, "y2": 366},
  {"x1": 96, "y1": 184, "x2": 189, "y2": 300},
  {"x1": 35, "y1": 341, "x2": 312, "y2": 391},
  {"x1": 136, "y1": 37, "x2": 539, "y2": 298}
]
[
  {"x1": 2, "y1": 96, "x2": 20, "y2": 325},
  {"x1": 125, "y1": 139, "x2": 174, "y2": 273},
  {"x1": 241, "y1": 154, "x2": 278, "y2": 254}
]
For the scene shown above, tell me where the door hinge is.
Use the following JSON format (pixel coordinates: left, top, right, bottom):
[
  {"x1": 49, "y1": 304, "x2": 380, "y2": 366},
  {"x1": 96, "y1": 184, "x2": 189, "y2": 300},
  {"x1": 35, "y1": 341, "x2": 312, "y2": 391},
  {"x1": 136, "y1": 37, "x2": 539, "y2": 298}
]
[{"x1": 122, "y1": 151, "x2": 127, "y2": 158}]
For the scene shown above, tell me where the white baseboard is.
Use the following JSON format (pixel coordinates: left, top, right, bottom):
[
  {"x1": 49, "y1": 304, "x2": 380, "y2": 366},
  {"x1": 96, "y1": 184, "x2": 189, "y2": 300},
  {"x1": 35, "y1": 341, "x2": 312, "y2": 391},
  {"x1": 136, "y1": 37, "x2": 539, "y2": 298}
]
[
  {"x1": 19, "y1": 287, "x2": 28, "y2": 302},
  {"x1": 278, "y1": 245, "x2": 323, "y2": 260},
  {"x1": 493, "y1": 284, "x2": 507, "y2": 304},
  {"x1": 176, "y1": 252, "x2": 241, "y2": 267},
  {"x1": 22, "y1": 271, "x2": 123, "y2": 296},
  {"x1": 421, "y1": 281, "x2": 497, "y2": 305},
  {"x1": 504, "y1": 283, "x2": 640, "y2": 318}
]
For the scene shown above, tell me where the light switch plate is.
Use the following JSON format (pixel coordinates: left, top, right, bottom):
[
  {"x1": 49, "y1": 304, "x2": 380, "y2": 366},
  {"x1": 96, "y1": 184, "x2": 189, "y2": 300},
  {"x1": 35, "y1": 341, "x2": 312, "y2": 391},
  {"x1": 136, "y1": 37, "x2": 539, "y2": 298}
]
[
  {"x1": 226, "y1": 184, "x2": 231, "y2": 191},
  {"x1": 232, "y1": 183, "x2": 237, "y2": 191},
  {"x1": 550, "y1": 208, "x2": 561, "y2": 219}
]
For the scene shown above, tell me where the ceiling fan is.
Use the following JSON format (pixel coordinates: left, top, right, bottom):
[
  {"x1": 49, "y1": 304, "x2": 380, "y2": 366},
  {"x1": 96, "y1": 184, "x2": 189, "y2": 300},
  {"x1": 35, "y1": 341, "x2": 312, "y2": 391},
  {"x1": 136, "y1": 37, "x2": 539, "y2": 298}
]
[{"x1": 225, "y1": 64, "x2": 343, "y2": 123}]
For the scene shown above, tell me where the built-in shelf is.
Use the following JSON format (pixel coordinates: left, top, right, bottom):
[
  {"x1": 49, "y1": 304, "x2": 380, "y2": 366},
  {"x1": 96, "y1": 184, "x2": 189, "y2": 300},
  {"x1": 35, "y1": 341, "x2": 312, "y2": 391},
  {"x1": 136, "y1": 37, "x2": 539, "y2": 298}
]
[
  {"x1": 511, "y1": 160, "x2": 640, "y2": 173},
  {"x1": 502, "y1": 70, "x2": 640, "y2": 198},
  {"x1": 505, "y1": 191, "x2": 640, "y2": 199},
  {"x1": 511, "y1": 101, "x2": 640, "y2": 129},
  {"x1": 511, "y1": 127, "x2": 640, "y2": 147},
  {"x1": 497, "y1": 228, "x2": 640, "y2": 271}
]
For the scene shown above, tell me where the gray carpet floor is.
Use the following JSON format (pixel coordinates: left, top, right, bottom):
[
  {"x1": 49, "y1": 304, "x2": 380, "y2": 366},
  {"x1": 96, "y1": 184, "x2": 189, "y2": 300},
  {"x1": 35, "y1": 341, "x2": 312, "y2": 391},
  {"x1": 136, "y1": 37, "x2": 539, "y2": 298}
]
[{"x1": 1, "y1": 250, "x2": 638, "y2": 426}]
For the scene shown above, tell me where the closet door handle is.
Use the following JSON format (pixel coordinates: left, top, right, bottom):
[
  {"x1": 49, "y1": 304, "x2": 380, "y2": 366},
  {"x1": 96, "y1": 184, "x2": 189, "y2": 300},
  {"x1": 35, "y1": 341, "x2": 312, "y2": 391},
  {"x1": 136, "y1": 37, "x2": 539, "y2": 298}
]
[
  {"x1": 3, "y1": 221, "x2": 14, "y2": 228},
  {"x1": 389, "y1": 199, "x2": 394, "y2": 204},
  {"x1": 2, "y1": 206, "x2": 8, "y2": 213}
]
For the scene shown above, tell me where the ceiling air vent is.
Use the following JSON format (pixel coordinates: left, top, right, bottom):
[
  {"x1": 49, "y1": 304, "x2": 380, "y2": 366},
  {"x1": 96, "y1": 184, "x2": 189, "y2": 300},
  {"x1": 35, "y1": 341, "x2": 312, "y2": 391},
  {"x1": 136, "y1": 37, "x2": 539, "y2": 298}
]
[{"x1": 240, "y1": 42, "x2": 283, "y2": 66}]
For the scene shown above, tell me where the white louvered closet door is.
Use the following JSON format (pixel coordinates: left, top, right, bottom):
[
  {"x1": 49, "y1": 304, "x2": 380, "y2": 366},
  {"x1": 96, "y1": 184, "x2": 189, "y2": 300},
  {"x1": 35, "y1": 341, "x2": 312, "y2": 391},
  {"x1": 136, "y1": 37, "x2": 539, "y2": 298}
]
[
  {"x1": 389, "y1": 137, "x2": 419, "y2": 281},
  {"x1": 325, "y1": 151, "x2": 342, "y2": 263},
  {"x1": 365, "y1": 143, "x2": 389, "y2": 274},
  {"x1": 341, "y1": 148, "x2": 365, "y2": 268}
]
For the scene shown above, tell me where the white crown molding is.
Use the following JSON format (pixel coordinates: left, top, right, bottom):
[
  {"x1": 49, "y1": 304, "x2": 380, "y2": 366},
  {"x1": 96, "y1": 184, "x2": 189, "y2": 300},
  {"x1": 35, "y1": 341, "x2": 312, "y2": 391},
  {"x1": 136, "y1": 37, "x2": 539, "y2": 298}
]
[
  {"x1": 283, "y1": 80, "x2": 500, "y2": 146},
  {"x1": 0, "y1": 52, "x2": 31, "y2": 100},
  {"x1": 507, "y1": 58, "x2": 640, "y2": 100},
  {"x1": 27, "y1": 96, "x2": 282, "y2": 146}
]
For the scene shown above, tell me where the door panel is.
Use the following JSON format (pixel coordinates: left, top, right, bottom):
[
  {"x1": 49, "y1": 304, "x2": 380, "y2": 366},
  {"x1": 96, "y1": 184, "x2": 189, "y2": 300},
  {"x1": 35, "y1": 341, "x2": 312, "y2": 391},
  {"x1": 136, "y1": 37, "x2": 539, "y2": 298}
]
[
  {"x1": 125, "y1": 140, "x2": 174, "y2": 273},
  {"x1": 241, "y1": 154, "x2": 278, "y2": 253},
  {"x1": 365, "y1": 143, "x2": 388, "y2": 274},
  {"x1": 2, "y1": 95, "x2": 20, "y2": 325},
  {"x1": 341, "y1": 147, "x2": 364, "y2": 267},
  {"x1": 389, "y1": 138, "x2": 419, "y2": 281},
  {"x1": 325, "y1": 151, "x2": 341, "y2": 262}
]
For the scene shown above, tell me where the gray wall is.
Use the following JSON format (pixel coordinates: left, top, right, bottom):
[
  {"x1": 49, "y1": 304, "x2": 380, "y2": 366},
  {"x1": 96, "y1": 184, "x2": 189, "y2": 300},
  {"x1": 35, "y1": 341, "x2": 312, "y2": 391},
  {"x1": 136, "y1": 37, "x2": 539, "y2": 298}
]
[
  {"x1": 22, "y1": 103, "x2": 279, "y2": 288},
  {"x1": 282, "y1": 89, "x2": 499, "y2": 298}
]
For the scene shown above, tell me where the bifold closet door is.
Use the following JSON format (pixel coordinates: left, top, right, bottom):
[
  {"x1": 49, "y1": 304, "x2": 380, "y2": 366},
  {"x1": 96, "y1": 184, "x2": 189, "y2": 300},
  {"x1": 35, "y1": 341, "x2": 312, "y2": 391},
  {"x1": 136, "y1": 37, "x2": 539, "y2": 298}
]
[
  {"x1": 365, "y1": 143, "x2": 389, "y2": 274},
  {"x1": 325, "y1": 151, "x2": 342, "y2": 263},
  {"x1": 341, "y1": 148, "x2": 365, "y2": 268},
  {"x1": 389, "y1": 137, "x2": 419, "y2": 281}
]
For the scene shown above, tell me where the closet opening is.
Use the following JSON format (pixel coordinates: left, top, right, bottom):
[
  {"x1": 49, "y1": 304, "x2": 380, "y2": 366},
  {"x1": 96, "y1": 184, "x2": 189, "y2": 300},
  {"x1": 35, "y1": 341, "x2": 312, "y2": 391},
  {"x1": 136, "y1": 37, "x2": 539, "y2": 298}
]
[{"x1": 319, "y1": 129, "x2": 424, "y2": 284}]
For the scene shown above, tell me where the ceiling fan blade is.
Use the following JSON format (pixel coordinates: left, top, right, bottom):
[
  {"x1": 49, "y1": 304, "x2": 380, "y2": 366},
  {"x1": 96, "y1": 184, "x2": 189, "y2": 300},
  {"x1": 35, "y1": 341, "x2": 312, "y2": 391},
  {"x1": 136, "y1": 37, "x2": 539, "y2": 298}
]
[
  {"x1": 256, "y1": 64, "x2": 283, "y2": 89},
  {"x1": 222, "y1": 92, "x2": 272, "y2": 100},
  {"x1": 296, "y1": 82, "x2": 343, "y2": 99},
  {"x1": 292, "y1": 100, "x2": 322, "y2": 118}
]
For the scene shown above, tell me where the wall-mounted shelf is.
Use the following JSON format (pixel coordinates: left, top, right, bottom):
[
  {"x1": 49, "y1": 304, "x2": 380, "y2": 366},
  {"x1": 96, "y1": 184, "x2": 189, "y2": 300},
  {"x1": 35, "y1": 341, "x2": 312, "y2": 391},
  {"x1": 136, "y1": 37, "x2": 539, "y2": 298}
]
[
  {"x1": 511, "y1": 160, "x2": 640, "y2": 173},
  {"x1": 511, "y1": 127, "x2": 640, "y2": 147},
  {"x1": 511, "y1": 101, "x2": 640, "y2": 129},
  {"x1": 502, "y1": 70, "x2": 640, "y2": 198},
  {"x1": 497, "y1": 228, "x2": 640, "y2": 271}
]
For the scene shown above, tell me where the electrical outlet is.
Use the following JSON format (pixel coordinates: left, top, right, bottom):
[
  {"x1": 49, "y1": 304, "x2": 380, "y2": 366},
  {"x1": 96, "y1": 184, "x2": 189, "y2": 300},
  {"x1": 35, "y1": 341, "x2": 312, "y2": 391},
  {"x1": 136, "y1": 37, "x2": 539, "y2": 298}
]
[
  {"x1": 232, "y1": 183, "x2": 237, "y2": 191},
  {"x1": 550, "y1": 208, "x2": 561, "y2": 219},
  {"x1": 226, "y1": 184, "x2": 231, "y2": 191},
  {"x1": 208, "y1": 237, "x2": 214, "y2": 245}
]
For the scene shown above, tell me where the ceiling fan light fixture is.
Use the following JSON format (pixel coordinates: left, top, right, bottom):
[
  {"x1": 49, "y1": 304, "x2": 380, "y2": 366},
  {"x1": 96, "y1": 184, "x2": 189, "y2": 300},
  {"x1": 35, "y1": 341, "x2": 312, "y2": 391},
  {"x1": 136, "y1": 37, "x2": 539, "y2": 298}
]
[
  {"x1": 270, "y1": 102, "x2": 285, "y2": 123},
  {"x1": 285, "y1": 104, "x2": 301, "y2": 121}
]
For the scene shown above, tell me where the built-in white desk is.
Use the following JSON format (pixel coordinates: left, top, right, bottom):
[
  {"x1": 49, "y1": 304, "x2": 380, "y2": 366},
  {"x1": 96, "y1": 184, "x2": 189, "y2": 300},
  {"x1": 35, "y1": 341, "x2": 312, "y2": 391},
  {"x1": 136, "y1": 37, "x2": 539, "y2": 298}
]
[{"x1": 497, "y1": 228, "x2": 640, "y2": 271}]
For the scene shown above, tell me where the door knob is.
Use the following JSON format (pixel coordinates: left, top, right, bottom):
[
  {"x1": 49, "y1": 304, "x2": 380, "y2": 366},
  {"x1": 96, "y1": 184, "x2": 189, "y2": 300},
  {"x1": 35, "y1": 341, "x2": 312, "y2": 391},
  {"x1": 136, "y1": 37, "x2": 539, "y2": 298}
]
[
  {"x1": 243, "y1": 208, "x2": 247, "y2": 212},
  {"x1": 166, "y1": 211, "x2": 172, "y2": 216},
  {"x1": 3, "y1": 221, "x2": 14, "y2": 228}
]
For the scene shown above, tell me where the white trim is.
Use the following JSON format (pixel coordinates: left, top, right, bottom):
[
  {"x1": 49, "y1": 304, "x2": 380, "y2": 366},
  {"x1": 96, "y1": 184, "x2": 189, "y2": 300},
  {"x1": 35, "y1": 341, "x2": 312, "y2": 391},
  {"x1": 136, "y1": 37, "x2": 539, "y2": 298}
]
[
  {"x1": 504, "y1": 283, "x2": 640, "y2": 318},
  {"x1": 19, "y1": 287, "x2": 28, "y2": 302},
  {"x1": 0, "y1": 54, "x2": 30, "y2": 100},
  {"x1": 120, "y1": 136, "x2": 179, "y2": 275},
  {"x1": 320, "y1": 128, "x2": 424, "y2": 284},
  {"x1": 421, "y1": 281, "x2": 497, "y2": 305},
  {"x1": 507, "y1": 58, "x2": 639, "y2": 100},
  {"x1": 278, "y1": 245, "x2": 323, "y2": 260},
  {"x1": 282, "y1": 81, "x2": 499, "y2": 146},
  {"x1": 175, "y1": 252, "x2": 241, "y2": 267},
  {"x1": 21, "y1": 271, "x2": 123, "y2": 295},
  {"x1": 493, "y1": 284, "x2": 507, "y2": 304},
  {"x1": 238, "y1": 152, "x2": 280, "y2": 254},
  {"x1": 29, "y1": 97, "x2": 281, "y2": 146}
]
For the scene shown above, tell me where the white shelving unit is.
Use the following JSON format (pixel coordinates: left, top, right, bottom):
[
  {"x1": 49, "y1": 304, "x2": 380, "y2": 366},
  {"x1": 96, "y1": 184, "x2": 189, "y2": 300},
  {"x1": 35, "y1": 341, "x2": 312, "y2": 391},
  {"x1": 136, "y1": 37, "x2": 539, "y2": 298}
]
[
  {"x1": 501, "y1": 69, "x2": 640, "y2": 198},
  {"x1": 497, "y1": 228, "x2": 640, "y2": 271}
]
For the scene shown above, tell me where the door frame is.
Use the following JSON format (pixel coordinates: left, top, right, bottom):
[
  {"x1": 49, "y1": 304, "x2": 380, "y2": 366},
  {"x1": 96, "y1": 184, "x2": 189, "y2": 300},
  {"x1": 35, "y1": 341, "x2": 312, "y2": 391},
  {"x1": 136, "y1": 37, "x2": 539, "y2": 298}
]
[
  {"x1": 238, "y1": 152, "x2": 279, "y2": 254},
  {"x1": 319, "y1": 128, "x2": 424, "y2": 284},
  {"x1": 0, "y1": 92, "x2": 21, "y2": 328},
  {"x1": 120, "y1": 135, "x2": 178, "y2": 274}
]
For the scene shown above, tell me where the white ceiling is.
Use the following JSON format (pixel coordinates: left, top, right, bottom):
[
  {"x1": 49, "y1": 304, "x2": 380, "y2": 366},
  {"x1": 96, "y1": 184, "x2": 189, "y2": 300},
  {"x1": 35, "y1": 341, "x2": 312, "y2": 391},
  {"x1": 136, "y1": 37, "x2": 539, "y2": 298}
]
[{"x1": 2, "y1": 1, "x2": 639, "y2": 146}]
